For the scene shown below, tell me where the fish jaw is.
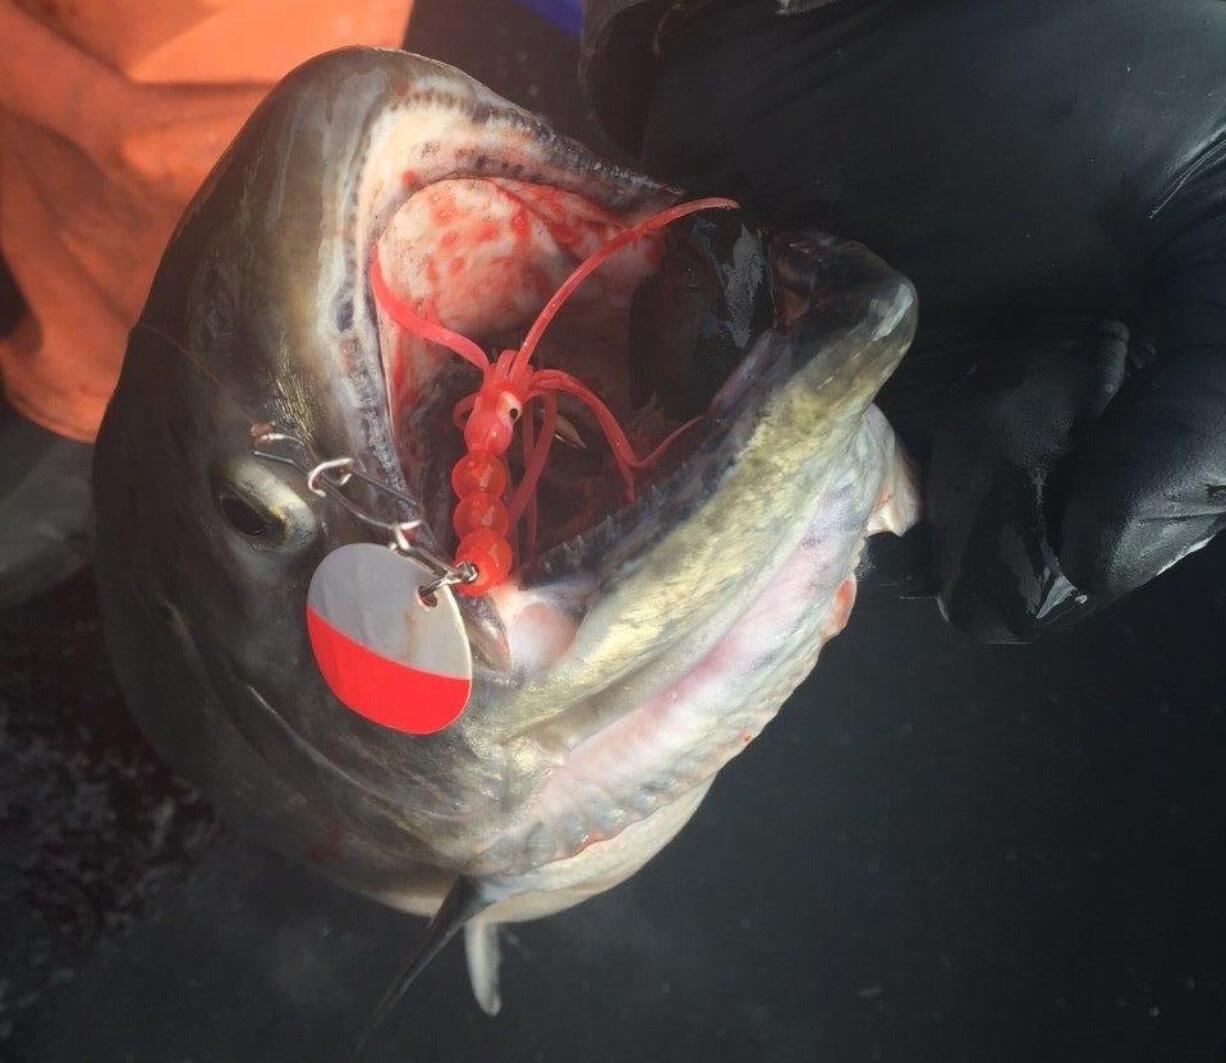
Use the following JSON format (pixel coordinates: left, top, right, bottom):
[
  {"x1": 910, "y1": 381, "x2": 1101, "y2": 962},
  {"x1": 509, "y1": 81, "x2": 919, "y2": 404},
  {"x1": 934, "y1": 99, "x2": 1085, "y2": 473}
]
[
  {"x1": 468, "y1": 405, "x2": 916, "y2": 892},
  {"x1": 377, "y1": 406, "x2": 917, "y2": 918}
]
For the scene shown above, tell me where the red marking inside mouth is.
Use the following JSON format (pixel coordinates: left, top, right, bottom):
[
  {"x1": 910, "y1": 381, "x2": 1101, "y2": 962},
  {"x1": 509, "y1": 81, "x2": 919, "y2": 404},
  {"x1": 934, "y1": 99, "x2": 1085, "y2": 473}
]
[
  {"x1": 305, "y1": 607, "x2": 470, "y2": 735},
  {"x1": 372, "y1": 192, "x2": 737, "y2": 594}
]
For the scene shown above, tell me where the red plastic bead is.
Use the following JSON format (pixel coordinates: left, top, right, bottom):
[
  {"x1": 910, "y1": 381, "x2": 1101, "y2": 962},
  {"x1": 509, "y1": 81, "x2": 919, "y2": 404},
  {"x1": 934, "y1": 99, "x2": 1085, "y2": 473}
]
[
  {"x1": 452, "y1": 451, "x2": 509, "y2": 498},
  {"x1": 453, "y1": 492, "x2": 509, "y2": 538},
  {"x1": 455, "y1": 528, "x2": 513, "y2": 597}
]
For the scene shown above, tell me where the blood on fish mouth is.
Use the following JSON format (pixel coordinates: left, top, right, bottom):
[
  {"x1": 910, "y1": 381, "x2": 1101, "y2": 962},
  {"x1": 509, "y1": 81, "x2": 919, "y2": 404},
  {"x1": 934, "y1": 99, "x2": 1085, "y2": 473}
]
[{"x1": 369, "y1": 180, "x2": 749, "y2": 591}]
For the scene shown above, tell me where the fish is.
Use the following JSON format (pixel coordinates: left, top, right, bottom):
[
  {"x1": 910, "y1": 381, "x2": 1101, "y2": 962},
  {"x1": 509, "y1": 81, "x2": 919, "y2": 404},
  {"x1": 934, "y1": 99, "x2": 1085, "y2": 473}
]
[{"x1": 91, "y1": 46, "x2": 920, "y2": 1040}]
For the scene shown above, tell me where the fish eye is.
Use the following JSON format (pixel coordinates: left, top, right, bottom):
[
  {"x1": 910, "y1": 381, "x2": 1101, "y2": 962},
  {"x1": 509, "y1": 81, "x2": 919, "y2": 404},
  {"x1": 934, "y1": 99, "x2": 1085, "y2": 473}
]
[
  {"x1": 217, "y1": 490, "x2": 282, "y2": 540},
  {"x1": 212, "y1": 459, "x2": 318, "y2": 551}
]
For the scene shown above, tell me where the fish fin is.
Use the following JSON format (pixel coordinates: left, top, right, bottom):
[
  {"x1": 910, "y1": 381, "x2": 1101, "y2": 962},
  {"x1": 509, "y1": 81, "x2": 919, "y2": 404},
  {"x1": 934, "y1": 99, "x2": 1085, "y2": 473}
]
[
  {"x1": 464, "y1": 919, "x2": 503, "y2": 1016},
  {"x1": 350, "y1": 876, "x2": 491, "y2": 1061}
]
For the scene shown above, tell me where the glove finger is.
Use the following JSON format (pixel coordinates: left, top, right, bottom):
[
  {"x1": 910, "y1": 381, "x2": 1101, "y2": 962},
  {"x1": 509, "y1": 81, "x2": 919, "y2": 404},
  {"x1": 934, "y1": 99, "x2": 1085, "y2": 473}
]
[
  {"x1": 1057, "y1": 349, "x2": 1226, "y2": 600},
  {"x1": 928, "y1": 322, "x2": 1127, "y2": 642}
]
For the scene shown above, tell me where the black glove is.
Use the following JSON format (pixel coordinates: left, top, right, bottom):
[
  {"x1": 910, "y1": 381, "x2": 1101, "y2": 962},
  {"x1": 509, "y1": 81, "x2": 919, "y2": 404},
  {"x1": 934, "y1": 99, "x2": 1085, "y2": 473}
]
[{"x1": 585, "y1": 0, "x2": 1226, "y2": 640}]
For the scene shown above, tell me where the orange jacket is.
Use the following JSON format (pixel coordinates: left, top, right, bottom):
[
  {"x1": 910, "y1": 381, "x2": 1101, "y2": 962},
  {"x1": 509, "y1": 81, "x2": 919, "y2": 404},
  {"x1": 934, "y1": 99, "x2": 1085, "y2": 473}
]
[{"x1": 0, "y1": 0, "x2": 414, "y2": 442}]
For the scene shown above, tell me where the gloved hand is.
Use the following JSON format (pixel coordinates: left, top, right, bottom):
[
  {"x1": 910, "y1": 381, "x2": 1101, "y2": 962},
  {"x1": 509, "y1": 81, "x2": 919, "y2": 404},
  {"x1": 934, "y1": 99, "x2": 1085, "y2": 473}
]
[{"x1": 584, "y1": 0, "x2": 1226, "y2": 641}]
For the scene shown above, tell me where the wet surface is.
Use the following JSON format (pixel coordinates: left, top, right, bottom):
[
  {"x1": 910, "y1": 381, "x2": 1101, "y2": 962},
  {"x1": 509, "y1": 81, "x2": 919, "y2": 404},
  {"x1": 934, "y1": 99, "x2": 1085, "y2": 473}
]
[
  {"x1": 0, "y1": 574, "x2": 217, "y2": 1048},
  {"x1": 3, "y1": 1, "x2": 1226, "y2": 1060}
]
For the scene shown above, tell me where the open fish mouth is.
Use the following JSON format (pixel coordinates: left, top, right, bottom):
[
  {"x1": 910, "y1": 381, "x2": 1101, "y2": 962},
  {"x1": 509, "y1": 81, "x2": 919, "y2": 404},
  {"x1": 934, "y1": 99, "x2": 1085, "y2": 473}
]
[
  {"x1": 190, "y1": 45, "x2": 913, "y2": 695},
  {"x1": 369, "y1": 175, "x2": 774, "y2": 596},
  {"x1": 276, "y1": 51, "x2": 795, "y2": 636}
]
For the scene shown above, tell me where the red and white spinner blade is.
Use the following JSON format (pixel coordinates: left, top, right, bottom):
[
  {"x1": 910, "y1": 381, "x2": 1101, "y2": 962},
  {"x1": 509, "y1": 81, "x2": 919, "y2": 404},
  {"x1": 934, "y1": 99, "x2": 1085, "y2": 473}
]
[{"x1": 305, "y1": 543, "x2": 472, "y2": 735}]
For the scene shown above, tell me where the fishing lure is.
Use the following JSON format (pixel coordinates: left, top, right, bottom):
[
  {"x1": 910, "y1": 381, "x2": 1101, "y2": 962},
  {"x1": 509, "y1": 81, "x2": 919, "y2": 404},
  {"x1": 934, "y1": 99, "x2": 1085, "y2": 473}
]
[{"x1": 370, "y1": 196, "x2": 738, "y2": 595}]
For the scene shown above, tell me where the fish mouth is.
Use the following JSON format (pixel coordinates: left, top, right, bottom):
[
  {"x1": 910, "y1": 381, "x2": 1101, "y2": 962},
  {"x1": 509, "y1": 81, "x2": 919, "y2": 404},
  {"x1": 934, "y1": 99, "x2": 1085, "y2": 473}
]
[
  {"x1": 368, "y1": 177, "x2": 776, "y2": 599},
  {"x1": 264, "y1": 46, "x2": 915, "y2": 686},
  {"x1": 274, "y1": 49, "x2": 788, "y2": 634}
]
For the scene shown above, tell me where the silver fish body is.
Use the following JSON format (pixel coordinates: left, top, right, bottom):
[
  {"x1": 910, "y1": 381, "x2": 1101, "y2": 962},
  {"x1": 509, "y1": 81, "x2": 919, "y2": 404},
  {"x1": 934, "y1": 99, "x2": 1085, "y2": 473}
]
[{"x1": 93, "y1": 48, "x2": 919, "y2": 1013}]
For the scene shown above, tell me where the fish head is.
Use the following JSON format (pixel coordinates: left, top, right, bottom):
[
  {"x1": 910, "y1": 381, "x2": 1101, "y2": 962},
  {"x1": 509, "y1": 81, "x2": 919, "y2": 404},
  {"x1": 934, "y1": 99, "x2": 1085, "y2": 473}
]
[{"x1": 94, "y1": 48, "x2": 917, "y2": 908}]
